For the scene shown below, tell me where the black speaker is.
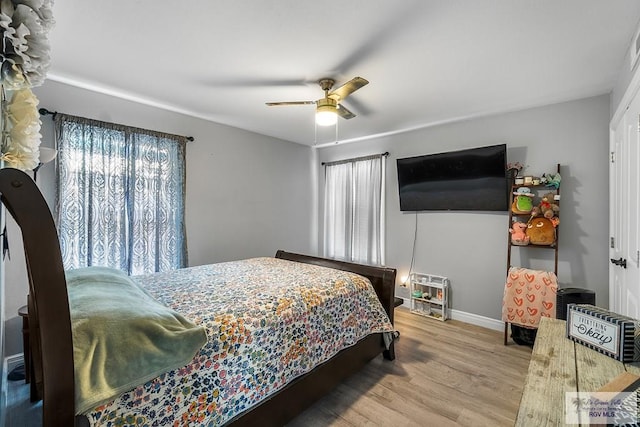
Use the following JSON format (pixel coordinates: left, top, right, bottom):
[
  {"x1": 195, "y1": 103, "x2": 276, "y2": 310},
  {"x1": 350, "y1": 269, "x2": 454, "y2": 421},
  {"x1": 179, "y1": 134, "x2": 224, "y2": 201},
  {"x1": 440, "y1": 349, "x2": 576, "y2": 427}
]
[{"x1": 556, "y1": 287, "x2": 596, "y2": 320}]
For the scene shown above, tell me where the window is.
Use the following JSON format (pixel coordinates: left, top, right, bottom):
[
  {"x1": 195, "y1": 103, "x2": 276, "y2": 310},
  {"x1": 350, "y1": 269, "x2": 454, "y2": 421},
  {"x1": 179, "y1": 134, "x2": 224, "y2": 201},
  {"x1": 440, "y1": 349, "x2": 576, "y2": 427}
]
[
  {"x1": 323, "y1": 154, "x2": 386, "y2": 265},
  {"x1": 54, "y1": 114, "x2": 187, "y2": 275}
]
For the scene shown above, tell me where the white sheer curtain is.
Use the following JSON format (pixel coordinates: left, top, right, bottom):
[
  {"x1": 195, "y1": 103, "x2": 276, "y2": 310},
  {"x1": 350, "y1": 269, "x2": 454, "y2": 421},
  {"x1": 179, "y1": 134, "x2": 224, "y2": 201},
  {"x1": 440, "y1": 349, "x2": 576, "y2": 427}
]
[
  {"x1": 323, "y1": 154, "x2": 386, "y2": 265},
  {"x1": 54, "y1": 113, "x2": 188, "y2": 275}
]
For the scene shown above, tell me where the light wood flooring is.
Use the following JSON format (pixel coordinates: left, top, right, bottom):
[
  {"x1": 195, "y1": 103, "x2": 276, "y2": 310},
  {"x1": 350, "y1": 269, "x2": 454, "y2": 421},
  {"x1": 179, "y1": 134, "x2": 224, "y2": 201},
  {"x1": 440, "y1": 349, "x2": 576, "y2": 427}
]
[
  {"x1": 6, "y1": 308, "x2": 532, "y2": 426},
  {"x1": 289, "y1": 308, "x2": 532, "y2": 426}
]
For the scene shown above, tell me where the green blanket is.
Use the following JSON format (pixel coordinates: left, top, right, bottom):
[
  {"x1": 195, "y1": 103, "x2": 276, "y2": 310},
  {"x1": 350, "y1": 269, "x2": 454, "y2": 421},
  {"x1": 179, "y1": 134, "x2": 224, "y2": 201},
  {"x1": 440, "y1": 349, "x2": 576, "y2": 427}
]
[{"x1": 67, "y1": 266, "x2": 207, "y2": 414}]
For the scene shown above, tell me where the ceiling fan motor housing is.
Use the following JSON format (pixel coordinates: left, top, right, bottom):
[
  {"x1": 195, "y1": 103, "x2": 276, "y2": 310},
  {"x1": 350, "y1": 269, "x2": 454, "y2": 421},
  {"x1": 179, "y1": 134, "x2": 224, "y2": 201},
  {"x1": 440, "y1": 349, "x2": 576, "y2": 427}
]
[
  {"x1": 317, "y1": 97, "x2": 337, "y2": 109},
  {"x1": 318, "y1": 78, "x2": 336, "y2": 92}
]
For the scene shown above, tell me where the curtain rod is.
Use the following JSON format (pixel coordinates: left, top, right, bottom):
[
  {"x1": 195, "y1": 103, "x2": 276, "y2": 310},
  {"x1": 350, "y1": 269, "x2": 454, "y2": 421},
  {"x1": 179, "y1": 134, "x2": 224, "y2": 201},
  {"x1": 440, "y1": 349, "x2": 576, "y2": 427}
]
[
  {"x1": 321, "y1": 152, "x2": 389, "y2": 166},
  {"x1": 38, "y1": 108, "x2": 195, "y2": 142}
]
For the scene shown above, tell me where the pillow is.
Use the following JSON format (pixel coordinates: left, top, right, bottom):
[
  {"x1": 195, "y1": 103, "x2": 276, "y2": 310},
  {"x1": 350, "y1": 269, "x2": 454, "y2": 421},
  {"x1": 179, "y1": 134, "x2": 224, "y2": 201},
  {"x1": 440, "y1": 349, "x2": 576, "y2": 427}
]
[{"x1": 66, "y1": 266, "x2": 207, "y2": 414}]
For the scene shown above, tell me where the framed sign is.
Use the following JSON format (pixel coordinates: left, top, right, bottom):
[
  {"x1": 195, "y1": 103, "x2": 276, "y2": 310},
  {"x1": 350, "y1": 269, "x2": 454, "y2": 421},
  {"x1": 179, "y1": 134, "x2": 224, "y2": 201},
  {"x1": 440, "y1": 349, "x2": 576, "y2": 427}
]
[{"x1": 566, "y1": 304, "x2": 639, "y2": 362}]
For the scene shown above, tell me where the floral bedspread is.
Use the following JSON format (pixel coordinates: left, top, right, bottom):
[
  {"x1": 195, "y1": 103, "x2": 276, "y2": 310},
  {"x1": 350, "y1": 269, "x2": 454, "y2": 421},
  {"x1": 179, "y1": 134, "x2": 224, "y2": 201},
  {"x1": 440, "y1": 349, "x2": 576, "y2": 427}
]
[{"x1": 84, "y1": 257, "x2": 394, "y2": 426}]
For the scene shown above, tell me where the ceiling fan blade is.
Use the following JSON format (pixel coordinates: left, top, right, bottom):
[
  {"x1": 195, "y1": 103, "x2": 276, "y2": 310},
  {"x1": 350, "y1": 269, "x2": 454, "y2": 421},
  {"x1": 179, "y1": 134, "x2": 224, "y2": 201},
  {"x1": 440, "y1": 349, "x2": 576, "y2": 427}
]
[
  {"x1": 337, "y1": 104, "x2": 356, "y2": 120},
  {"x1": 266, "y1": 101, "x2": 316, "y2": 106},
  {"x1": 329, "y1": 77, "x2": 369, "y2": 101}
]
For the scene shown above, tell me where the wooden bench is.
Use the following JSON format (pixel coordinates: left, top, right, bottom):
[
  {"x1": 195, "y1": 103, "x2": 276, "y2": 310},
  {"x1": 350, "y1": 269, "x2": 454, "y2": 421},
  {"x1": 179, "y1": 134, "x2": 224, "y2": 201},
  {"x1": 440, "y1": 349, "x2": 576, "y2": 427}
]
[{"x1": 516, "y1": 317, "x2": 640, "y2": 426}]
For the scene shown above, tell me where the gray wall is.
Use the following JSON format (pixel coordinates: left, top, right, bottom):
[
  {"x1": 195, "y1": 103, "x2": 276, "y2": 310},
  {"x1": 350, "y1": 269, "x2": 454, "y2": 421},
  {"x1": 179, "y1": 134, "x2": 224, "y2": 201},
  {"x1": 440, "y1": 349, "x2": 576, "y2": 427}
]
[
  {"x1": 317, "y1": 94, "x2": 611, "y2": 322},
  {"x1": 0, "y1": 87, "x2": 612, "y2": 354},
  {"x1": 2, "y1": 80, "x2": 315, "y2": 356}
]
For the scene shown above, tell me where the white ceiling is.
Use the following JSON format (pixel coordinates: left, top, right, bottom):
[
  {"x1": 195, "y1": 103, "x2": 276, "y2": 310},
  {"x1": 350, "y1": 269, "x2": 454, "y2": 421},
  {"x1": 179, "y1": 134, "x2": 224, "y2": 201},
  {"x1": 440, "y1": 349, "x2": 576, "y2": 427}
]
[{"x1": 47, "y1": 1, "x2": 640, "y2": 146}]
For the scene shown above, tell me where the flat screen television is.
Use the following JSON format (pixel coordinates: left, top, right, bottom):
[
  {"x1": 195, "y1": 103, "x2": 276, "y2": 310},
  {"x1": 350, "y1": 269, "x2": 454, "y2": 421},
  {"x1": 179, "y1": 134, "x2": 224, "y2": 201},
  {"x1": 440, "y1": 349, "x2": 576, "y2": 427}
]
[{"x1": 396, "y1": 144, "x2": 508, "y2": 211}]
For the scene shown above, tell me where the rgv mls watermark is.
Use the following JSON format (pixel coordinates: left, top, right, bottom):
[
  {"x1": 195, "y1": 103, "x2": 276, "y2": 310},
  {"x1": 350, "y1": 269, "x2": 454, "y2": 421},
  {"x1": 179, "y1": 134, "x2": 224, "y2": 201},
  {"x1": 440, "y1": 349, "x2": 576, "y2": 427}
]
[{"x1": 565, "y1": 392, "x2": 638, "y2": 425}]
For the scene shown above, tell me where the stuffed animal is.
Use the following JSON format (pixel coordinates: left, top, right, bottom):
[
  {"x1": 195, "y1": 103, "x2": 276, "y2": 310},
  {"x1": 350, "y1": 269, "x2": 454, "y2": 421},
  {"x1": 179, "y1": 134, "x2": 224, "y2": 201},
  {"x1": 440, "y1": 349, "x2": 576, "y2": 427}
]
[
  {"x1": 526, "y1": 216, "x2": 557, "y2": 246},
  {"x1": 540, "y1": 174, "x2": 548, "y2": 185},
  {"x1": 509, "y1": 221, "x2": 530, "y2": 245},
  {"x1": 545, "y1": 173, "x2": 561, "y2": 189},
  {"x1": 511, "y1": 187, "x2": 534, "y2": 214},
  {"x1": 531, "y1": 192, "x2": 559, "y2": 219}
]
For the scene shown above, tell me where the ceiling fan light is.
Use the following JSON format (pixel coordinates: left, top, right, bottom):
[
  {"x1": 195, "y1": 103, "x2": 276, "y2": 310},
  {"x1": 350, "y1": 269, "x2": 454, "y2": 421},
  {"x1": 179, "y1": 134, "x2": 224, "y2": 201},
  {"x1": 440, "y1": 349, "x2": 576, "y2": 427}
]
[
  {"x1": 316, "y1": 109, "x2": 337, "y2": 126},
  {"x1": 316, "y1": 97, "x2": 338, "y2": 126}
]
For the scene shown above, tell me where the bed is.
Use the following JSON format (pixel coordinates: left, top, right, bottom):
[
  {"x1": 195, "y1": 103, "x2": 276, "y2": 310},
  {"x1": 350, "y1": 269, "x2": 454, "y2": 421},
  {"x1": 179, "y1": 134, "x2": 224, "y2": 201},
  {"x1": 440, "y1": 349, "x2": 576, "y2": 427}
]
[{"x1": 0, "y1": 167, "x2": 397, "y2": 426}]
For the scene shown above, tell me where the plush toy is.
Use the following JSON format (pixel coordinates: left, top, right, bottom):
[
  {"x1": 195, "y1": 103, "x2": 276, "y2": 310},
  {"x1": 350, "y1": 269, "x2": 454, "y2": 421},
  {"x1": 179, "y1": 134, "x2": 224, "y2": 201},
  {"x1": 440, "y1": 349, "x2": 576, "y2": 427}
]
[
  {"x1": 545, "y1": 173, "x2": 561, "y2": 189},
  {"x1": 526, "y1": 216, "x2": 557, "y2": 246},
  {"x1": 509, "y1": 221, "x2": 530, "y2": 245},
  {"x1": 531, "y1": 192, "x2": 560, "y2": 219},
  {"x1": 511, "y1": 187, "x2": 534, "y2": 214}
]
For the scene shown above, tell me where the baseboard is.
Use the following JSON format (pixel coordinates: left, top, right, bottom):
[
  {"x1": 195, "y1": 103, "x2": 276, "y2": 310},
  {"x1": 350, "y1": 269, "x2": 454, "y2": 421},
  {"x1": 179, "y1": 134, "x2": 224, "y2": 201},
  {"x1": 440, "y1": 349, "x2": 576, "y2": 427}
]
[
  {"x1": 448, "y1": 309, "x2": 503, "y2": 331},
  {"x1": 1, "y1": 353, "x2": 25, "y2": 427},
  {"x1": 396, "y1": 297, "x2": 503, "y2": 331}
]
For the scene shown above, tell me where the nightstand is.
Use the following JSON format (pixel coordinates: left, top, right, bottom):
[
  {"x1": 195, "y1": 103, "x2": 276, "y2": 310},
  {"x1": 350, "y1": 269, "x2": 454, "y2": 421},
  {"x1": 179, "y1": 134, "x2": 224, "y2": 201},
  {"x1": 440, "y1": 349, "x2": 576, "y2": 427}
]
[
  {"x1": 18, "y1": 303, "x2": 39, "y2": 402},
  {"x1": 18, "y1": 305, "x2": 30, "y2": 384}
]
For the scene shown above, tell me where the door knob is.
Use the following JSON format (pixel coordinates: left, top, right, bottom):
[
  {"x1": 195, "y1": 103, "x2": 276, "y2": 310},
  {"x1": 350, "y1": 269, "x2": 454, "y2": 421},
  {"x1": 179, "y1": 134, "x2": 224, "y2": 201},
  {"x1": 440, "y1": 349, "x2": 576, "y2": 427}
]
[{"x1": 610, "y1": 257, "x2": 627, "y2": 269}]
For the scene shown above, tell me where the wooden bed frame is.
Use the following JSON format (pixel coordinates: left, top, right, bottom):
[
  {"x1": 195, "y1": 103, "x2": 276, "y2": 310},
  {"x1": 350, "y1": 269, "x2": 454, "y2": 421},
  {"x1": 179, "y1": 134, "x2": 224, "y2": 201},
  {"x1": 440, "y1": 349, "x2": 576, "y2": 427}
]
[{"x1": 0, "y1": 168, "x2": 397, "y2": 427}]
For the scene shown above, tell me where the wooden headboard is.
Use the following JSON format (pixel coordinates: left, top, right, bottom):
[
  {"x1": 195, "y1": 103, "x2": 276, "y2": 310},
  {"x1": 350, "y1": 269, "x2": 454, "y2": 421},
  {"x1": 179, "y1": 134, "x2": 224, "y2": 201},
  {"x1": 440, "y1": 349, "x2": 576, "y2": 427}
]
[
  {"x1": 275, "y1": 250, "x2": 397, "y2": 325},
  {"x1": 0, "y1": 168, "x2": 75, "y2": 425}
]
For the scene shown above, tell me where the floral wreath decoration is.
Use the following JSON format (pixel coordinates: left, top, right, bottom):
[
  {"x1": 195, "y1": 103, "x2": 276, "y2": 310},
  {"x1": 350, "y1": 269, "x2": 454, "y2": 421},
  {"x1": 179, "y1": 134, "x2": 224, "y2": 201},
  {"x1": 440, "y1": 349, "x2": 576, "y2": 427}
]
[{"x1": 0, "y1": 0, "x2": 54, "y2": 170}]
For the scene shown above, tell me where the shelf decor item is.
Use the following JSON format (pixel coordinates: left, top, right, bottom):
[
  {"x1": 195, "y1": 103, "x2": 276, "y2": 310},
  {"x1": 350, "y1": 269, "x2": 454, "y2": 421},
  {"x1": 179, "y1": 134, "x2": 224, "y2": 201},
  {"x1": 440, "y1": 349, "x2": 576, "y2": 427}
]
[
  {"x1": 506, "y1": 161, "x2": 526, "y2": 180},
  {"x1": 566, "y1": 304, "x2": 640, "y2": 363},
  {"x1": 511, "y1": 187, "x2": 535, "y2": 214},
  {"x1": 409, "y1": 272, "x2": 449, "y2": 321},
  {"x1": 526, "y1": 216, "x2": 557, "y2": 246},
  {"x1": 509, "y1": 221, "x2": 530, "y2": 245}
]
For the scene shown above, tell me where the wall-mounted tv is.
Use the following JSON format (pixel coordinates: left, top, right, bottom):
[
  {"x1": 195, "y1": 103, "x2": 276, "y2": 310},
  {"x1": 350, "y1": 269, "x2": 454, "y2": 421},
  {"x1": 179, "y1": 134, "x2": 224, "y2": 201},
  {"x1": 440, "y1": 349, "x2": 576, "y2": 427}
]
[{"x1": 396, "y1": 144, "x2": 508, "y2": 212}]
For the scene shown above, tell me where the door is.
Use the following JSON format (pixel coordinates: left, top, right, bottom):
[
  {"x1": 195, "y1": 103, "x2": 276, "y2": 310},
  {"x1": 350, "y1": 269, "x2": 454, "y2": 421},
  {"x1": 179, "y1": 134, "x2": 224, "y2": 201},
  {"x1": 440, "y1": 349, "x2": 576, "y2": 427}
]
[{"x1": 610, "y1": 92, "x2": 640, "y2": 319}]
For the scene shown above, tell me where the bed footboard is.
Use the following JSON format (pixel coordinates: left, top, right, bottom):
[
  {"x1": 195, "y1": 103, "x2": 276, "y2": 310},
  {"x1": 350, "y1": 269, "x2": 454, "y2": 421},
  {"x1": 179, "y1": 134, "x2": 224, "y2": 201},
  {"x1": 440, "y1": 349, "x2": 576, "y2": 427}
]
[
  {"x1": 275, "y1": 250, "x2": 397, "y2": 360},
  {"x1": 223, "y1": 251, "x2": 398, "y2": 426},
  {"x1": 228, "y1": 333, "x2": 385, "y2": 427}
]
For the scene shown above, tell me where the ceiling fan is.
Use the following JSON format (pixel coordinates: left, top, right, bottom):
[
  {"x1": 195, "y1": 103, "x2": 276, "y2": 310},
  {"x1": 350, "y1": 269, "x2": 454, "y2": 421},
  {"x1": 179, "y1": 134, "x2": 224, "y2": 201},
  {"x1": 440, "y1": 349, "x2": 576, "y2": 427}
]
[{"x1": 266, "y1": 77, "x2": 369, "y2": 126}]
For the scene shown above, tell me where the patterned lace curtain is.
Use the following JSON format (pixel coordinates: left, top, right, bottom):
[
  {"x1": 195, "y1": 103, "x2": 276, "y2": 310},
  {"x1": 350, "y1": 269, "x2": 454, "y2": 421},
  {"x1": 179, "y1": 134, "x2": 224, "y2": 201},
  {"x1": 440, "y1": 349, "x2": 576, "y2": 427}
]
[
  {"x1": 54, "y1": 114, "x2": 187, "y2": 275},
  {"x1": 323, "y1": 154, "x2": 386, "y2": 266}
]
